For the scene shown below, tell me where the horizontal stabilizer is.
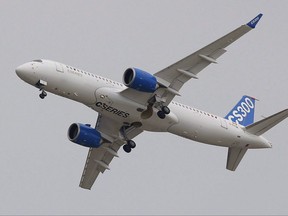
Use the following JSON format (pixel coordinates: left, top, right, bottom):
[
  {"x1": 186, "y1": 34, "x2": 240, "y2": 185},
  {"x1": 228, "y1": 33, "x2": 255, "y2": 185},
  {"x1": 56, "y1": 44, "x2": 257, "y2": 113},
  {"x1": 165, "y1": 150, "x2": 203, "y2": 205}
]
[
  {"x1": 226, "y1": 147, "x2": 248, "y2": 171},
  {"x1": 245, "y1": 109, "x2": 288, "y2": 136}
]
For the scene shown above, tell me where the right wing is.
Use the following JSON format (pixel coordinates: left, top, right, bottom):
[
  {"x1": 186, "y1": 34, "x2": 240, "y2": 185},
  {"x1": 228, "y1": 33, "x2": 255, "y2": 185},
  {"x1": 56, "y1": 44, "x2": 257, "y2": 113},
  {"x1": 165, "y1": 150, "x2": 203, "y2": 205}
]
[{"x1": 79, "y1": 114, "x2": 143, "y2": 190}]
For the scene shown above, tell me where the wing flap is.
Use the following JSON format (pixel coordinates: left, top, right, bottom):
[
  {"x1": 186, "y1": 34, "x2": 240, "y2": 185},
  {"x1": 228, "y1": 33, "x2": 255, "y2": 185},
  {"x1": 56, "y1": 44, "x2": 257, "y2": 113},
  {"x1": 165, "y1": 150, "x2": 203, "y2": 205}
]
[
  {"x1": 155, "y1": 24, "x2": 252, "y2": 89},
  {"x1": 79, "y1": 115, "x2": 143, "y2": 190},
  {"x1": 79, "y1": 147, "x2": 103, "y2": 189},
  {"x1": 153, "y1": 16, "x2": 262, "y2": 105},
  {"x1": 120, "y1": 15, "x2": 262, "y2": 107},
  {"x1": 79, "y1": 141, "x2": 124, "y2": 190}
]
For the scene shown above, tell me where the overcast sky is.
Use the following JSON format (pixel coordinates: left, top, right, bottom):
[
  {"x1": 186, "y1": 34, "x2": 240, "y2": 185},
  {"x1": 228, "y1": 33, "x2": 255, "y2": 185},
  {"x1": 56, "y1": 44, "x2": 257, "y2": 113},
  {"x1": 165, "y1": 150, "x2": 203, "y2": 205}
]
[{"x1": 2, "y1": 0, "x2": 288, "y2": 215}]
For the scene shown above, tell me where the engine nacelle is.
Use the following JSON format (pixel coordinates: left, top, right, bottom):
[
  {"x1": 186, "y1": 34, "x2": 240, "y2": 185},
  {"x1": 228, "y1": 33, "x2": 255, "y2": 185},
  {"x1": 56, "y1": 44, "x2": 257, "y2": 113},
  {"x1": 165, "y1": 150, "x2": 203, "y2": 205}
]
[
  {"x1": 123, "y1": 68, "x2": 158, "y2": 93},
  {"x1": 67, "y1": 123, "x2": 102, "y2": 148}
]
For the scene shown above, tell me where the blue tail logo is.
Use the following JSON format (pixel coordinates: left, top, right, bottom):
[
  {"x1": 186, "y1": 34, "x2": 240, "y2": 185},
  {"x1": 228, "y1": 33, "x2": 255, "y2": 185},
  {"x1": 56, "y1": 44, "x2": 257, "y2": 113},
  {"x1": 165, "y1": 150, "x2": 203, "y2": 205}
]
[{"x1": 224, "y1": 95, "x2": 256, "y2": 126}]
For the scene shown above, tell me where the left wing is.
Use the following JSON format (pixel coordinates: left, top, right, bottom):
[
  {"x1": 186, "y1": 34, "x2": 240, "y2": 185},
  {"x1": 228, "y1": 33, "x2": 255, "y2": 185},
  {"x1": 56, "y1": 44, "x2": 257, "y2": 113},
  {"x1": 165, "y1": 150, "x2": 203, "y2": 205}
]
[
  {"x1": 245, "y1": 109, "x2": 288, "y2": 136},
  {"x1": 79, "y1": 114, "x2": 143, "y2": 190},
  {"x1": 121, "y1": 14, "x2": 263, "y2": 106},
  {"x1": 154, "y1": 13, "x2": 263, "y2": 105}
]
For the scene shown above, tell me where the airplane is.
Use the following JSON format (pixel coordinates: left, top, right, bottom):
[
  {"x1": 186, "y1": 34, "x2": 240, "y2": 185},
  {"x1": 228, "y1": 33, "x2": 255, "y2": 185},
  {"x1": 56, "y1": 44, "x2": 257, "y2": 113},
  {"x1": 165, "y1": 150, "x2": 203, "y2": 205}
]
[{"x1": 16, "y1": 13, "x2": 288, "y2": 190}]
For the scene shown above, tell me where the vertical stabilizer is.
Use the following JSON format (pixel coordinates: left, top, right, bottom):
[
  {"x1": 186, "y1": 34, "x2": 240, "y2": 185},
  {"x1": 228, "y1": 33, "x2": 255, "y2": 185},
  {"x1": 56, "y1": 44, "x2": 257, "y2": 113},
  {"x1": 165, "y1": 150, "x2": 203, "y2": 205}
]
[{"x1": 225, "y1": 95, "x2": 256, "y2": 126}]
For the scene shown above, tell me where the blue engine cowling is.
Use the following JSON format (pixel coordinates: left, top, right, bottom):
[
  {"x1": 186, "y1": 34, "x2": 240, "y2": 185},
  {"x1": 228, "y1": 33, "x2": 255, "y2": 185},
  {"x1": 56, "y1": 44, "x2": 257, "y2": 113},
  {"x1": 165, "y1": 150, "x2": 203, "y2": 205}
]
[
  {"x1": 123, "y1": 68, "x2": 158, "y2": 93},
  {"x1": 67, "y1": 123, "x2": 102, "y2": 148}
]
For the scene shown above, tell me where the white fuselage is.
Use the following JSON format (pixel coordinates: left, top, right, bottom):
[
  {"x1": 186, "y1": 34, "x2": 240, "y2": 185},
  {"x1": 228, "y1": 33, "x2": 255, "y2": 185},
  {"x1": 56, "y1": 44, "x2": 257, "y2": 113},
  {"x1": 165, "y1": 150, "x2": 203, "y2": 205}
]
[{"x1": 16, "y1": 59, "x2": 272, "y2": 149}]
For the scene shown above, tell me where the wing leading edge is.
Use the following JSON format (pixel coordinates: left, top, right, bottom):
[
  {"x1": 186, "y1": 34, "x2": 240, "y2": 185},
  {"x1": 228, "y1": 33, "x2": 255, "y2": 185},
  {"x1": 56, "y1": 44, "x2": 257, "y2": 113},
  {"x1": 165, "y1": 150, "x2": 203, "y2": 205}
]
[
  {"x1": 79, "y1": 115, "x2": 143, "y2": 190},
  {"x1": 79, "y1": 142, "x2": 121, "y2": 189},
  {"x1": 120, "y1": 14, "x2": 263, "y2": 107},
  {"x1": 154, "y1": 13, "x2": 263, "y2": 105}
]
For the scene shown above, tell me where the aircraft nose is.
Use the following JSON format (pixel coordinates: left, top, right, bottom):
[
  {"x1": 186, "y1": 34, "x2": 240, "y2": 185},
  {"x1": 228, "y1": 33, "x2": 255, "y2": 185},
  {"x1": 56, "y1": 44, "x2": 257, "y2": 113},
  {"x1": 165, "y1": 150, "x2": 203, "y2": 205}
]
[
  {"x1": 15, "y1": 63, "x2": 32, "y2": 81},
  {"x1": 16, "y1": 64, "x2": 27, "y2": 78},
  {"x1": 16, "y1": 64, "x2": 25, "y2": 79}
]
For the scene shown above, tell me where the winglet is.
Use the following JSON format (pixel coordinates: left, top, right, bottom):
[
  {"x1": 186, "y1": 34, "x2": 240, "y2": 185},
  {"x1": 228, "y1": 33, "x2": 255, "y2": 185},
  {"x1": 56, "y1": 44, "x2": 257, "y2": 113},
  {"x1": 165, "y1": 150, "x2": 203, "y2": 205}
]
[{"x1": 247, "y1": 13, "x2": 263, "y2": 28}]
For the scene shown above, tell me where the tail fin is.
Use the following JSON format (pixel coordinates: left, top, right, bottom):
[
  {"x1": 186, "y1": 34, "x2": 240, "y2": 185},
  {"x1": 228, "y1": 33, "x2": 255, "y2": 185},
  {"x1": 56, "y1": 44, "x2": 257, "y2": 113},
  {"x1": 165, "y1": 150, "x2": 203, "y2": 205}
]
[
  {"x1": 245, "y1": 109, "x2": 288, "y2": 136},
  {"x1": 225, "y1": 95, "x2": 257, "y2": 126}
]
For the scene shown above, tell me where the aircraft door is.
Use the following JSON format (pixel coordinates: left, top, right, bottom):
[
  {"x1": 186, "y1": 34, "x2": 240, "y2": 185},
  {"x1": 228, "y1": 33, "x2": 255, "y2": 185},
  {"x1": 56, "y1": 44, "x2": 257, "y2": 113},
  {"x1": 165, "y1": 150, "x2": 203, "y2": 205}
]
[
  {"x1": 55, "y1": 62, "x2": 64, "y2": 73},
  {"x1": 220, "y1": 118, "x2": 228, "y2": 129}
]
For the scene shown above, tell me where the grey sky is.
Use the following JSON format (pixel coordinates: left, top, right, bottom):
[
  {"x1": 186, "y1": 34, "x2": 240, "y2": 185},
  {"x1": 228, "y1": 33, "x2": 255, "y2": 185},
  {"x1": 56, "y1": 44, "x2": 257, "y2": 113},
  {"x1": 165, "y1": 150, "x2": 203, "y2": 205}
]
[{"x1": 2, "y1": 0, "x2": 288, "y2": 215}]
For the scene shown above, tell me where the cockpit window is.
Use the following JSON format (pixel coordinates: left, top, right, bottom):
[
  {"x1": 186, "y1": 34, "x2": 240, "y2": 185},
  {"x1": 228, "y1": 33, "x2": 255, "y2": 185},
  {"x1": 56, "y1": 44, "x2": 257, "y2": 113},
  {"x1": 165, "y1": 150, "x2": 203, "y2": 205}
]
[{"x1": 32, "y1": 59, "x2": 43, "y2": 63}]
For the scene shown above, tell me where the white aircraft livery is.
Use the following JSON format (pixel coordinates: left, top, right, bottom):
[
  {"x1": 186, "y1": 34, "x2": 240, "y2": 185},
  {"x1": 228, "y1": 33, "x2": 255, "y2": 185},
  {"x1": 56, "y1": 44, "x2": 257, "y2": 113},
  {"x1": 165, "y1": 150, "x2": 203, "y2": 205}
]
[{"x1": 16, "y1": 14, "x2": 288, "y2": 190}]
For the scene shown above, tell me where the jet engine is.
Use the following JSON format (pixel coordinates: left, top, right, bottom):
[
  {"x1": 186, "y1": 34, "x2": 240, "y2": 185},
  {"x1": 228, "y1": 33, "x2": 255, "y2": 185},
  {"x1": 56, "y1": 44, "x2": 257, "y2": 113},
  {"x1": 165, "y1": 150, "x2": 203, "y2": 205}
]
[
  {"x1": 123, "y1": 68, "x2": 158, "y2": 93},
  {"x1": 67, "y1": 123, "x2": 102, "y2": 148}
]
